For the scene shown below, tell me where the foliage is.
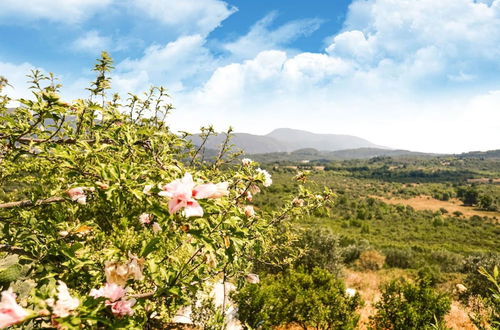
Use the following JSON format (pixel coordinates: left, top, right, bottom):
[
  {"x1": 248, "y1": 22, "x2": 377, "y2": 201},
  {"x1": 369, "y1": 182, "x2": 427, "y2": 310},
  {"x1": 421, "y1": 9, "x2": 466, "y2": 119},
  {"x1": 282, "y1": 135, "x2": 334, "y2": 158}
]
[
  {"x1": 0, "y1": 53, "x2": 333, "y2": 328},
  {"x1": 232, "y1": 267, "x2": 362, "y2": 330},
  {"x1": 384, "y1": 247, "x2": 418, "y2": 269},
  {"x1": 357, "y1": 250, "x2": 385, "y2": 271},
  {"x1": 462, "y1": 254, "x2": 500, "y2": 299},
  {"x1": 289, "y1": 228, "x2": 345, "y2": 275},
  {"x1": 370, "y1": 276, "x2": 451, "y2": 330},
  {"x1": 469, "y1": 266, "x2": 500, "y2": 329}
]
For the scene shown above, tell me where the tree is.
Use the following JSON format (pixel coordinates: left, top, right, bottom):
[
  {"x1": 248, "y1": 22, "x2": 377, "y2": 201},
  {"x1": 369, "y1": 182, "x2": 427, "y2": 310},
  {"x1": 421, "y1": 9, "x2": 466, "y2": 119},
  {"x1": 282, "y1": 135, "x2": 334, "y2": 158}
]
[
  {"x1": 233, "y1": 268, "x2": 362, "y2": 329},
  {"x1": 370, "y1": 277, "x2": 451, "y2": 330}
]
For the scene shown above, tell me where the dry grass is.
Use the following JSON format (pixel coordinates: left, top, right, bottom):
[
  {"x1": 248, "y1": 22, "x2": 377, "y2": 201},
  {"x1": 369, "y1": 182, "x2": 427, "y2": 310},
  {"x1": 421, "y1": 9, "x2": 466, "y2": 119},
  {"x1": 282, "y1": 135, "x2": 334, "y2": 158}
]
[
  {"x1": 374, "y1": 195, "x2": 500, "y2": 220},
  {"x1": 445, "y1": 301, "x2": 477, "y2": 330},
  {"x1": 344, "y1": 268, "x2": 409, "y2": 329}
]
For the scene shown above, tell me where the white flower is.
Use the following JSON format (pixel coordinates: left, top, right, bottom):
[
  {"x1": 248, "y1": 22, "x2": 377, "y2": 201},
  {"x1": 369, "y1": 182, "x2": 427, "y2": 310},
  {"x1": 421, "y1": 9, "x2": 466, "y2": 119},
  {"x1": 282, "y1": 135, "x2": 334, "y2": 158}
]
[
  {"x1": 241, "y1": 158, "x2": 252, "y2": 166},
  {"x1": 246, "y1": 273, "x2": 260, "y2": 284},
  {"x1": 52, "y1": 281, "x2": 80, "y2": 318},
  {"x1": 143, "y1": 184, "x2": 153, "y2": 195},
  {"x1": 58, "y1": 231, "x2": 69, "y2": 237},
  {"x1": 256, "y1": 168, "x2": 272, "y2": 187},
  {"x1": 138, "y1": 213, "x2": 152, "y2": 225},
  {"x1": 66, "y1": 187, "x2": 87, "y2": 204},
  {"x1": 345, "y1": 288, "x2": 357, "y2": 298},
  {"x1": 152, "y1": 222, "x2": 162, "y2": 234},
  {"x1": 244, "y1": 205, "x2": 255, "y2": 217}
]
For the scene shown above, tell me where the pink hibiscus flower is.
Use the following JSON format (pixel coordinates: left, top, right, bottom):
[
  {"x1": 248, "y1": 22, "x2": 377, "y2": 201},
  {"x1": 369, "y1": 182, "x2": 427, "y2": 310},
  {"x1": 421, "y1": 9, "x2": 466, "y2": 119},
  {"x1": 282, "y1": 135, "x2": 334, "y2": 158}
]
[
  {"x1": 0, "y1": 289, "x2": 29, "y2": 328},
  {"x1": 90, "y1": 283, "x2": 125, "y2": 303},
  {"x1": 158, "y1": 173, "x2": 228, "y2": 218}
]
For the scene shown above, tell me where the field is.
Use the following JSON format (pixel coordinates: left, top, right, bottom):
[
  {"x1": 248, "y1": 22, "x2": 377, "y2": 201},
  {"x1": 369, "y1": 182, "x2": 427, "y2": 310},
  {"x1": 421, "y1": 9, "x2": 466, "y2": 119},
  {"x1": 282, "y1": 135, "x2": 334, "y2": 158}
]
[
  {"x1": 373, "y1": 195, "x2": 500, "y2": 220},
  {"x1": 251, "y1": 154, "x2": 500, "y2": 328}
]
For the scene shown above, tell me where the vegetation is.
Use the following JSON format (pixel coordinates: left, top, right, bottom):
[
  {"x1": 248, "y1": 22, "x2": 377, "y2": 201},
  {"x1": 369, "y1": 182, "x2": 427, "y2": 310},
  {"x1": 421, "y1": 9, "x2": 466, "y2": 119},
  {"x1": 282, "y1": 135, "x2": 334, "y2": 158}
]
[
  {"x1": 0, "y1": 53, "x2": 332, "y2": 328},
  {"x1": 369, "y1": 276, "x2": 451, "y2": 329},
  {"x1": 1, "y1": 52, "x2": 499, "y2": 328},
  {"x1": 233, "y1": 267, "x2": 362, "y2": 329}
]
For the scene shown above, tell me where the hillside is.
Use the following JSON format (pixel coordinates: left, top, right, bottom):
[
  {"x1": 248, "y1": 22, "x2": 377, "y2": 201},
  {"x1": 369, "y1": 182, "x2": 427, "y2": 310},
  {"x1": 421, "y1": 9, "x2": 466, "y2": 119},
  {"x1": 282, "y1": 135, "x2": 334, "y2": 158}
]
[
  {"x1": 248, "y1": 147, "x2": 436, "y2": 163},
  {"x1": 266, "y1": 128, "x2": 382, "y2": 151}
]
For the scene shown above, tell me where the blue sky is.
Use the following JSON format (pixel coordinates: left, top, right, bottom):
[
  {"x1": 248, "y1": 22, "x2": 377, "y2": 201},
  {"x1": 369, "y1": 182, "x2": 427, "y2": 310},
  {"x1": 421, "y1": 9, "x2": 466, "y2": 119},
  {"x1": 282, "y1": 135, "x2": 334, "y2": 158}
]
[{"x1": 1, "y1": 0, "x2": 499, "y2": 153}]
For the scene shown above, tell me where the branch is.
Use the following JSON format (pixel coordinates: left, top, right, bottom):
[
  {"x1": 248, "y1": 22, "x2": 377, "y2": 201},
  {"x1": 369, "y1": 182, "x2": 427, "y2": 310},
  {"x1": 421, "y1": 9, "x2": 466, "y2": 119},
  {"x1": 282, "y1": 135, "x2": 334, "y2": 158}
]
[
  {"x1": 0, "y1": 134, "x2": 145, "y2": 146},
  {"x1": 0, "y1": 244, "x2": 32, "y2": 256},
  {"x1": 0, "y1": 196, "x2": 65, "y2": 209},
  {"x1": 131, "y1": 286, "x2": 157, "y2": 299}
]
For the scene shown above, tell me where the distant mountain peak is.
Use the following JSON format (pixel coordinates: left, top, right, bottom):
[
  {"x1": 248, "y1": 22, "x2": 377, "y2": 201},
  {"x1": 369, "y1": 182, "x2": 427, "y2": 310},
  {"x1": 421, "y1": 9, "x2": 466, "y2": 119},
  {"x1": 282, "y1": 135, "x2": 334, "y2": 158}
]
[{"x1": 266, "y1": 127, "x2": 381, "y2": 152}]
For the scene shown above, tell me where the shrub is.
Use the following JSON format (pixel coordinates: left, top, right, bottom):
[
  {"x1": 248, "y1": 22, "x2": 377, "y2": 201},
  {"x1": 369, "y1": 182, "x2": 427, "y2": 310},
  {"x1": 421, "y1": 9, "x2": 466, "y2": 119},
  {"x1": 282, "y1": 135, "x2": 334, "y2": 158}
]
[
  {"x1": 417, "y1": 266, "x2": 443, "y2": 287},
  {"x1": 461, "y1": 254, "x2": 500, "y2": 302},
  {"x1": 370, "y1": 277, "x2": 451, "y2": 330},
  {"x1": 0, "y1": 54, "x2": 333, "y2": 328},
  {"x1": 233, "y1": 268, "x2": 362, "y2": 329},
  {"x1": 468, "y1": 266, "x2": 500, "y2": 329},
  {"x1": 293, "y1": 228, "x2": 345, "y2": 276},
  {"x1": 341, "y1": 239, "x2": 371, "y2": 264},
  {"x1": 384, "y1": 248, "x2": 419, "y2": 269},
  {"x1": 428, "y1": 250, "x2": 463, "y2": 273},
  {"x1": 357, "y1": 250, "x2": 385, "y2": 271}
]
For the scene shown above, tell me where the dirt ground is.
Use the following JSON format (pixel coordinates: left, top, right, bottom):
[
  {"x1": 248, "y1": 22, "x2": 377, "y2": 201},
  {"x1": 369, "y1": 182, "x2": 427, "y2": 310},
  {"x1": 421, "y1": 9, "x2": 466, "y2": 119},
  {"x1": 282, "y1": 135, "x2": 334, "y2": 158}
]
[{"x1": 374, "y1": 195, "x2": 500, "y2": 220}]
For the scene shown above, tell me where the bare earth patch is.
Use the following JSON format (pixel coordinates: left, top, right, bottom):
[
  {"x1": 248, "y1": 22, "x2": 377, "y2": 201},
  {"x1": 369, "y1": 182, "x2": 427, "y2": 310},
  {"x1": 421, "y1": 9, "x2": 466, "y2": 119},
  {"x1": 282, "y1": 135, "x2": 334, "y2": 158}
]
[{"x1": 373, "y1": 195, "x2": 500, "y2": 220}]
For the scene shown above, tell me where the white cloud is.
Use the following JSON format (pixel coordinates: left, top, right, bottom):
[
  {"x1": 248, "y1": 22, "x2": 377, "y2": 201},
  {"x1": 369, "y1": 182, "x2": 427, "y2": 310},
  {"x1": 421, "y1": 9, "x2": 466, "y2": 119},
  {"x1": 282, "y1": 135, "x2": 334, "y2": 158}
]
[
  {"x1": 223, "y1": 12, "x2": 322, "y2": 59},
  {"x1": 72, "y1": 31, "x2": 112, "y2": 54},
  {"x1": 114, "y1": 35, "x2": 217, "y2": 94},
  {"x1": 329, "y1": 0, "x2": 500, "y2": 75},
  {"x1": 5, "y1": 0, "x2": 498, "y2": 153},
  {"x1": 0, "y1": 61, "x2": 37, "y2": 100},
  {"x1": 0, "y1": 0, "x2": 112, "y2": 24},
  {"x1": 167, "y1": 0, "x2": 500, "y2": 153},
  {"x1": 130, "y1": 0, "x2": 237, "y2": 35}
]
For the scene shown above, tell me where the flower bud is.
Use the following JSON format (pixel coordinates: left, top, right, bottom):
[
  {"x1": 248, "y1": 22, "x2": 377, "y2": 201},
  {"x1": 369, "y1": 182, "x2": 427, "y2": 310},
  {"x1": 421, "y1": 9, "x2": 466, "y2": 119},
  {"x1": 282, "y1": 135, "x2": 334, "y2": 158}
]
[
  {"x1": 244, "y1": 205, "x2": 255, "y2": 217},
  {"x1": 59, "y1": 230, "x2": 69, "y2": 237},
  {"x1": 246, "y1": 273, "x2": 260, "y2": 284}
]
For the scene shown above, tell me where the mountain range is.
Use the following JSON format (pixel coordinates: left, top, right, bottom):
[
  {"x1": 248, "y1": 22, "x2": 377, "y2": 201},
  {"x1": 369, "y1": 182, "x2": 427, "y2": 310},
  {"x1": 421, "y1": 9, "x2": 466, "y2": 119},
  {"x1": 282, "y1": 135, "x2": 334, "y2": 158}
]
[{"x1": 188, "y1": 128, "x2": 383, "y2": 154}]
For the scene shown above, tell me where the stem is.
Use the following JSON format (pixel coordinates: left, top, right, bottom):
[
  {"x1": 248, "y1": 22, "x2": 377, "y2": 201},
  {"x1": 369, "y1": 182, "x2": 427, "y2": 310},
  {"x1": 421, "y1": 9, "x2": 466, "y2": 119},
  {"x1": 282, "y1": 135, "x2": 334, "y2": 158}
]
[{"x1": 0, "y1": 196, "x2": 65, "y2": 209}]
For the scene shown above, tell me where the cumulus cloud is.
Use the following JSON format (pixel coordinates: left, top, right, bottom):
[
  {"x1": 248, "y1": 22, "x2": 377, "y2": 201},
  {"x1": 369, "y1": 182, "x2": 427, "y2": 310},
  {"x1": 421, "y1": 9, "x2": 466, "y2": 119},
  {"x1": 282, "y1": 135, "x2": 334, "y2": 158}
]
[
  {"x1": 72, "y1": 31, "x2": 112, "y2": 54},
  {"x1": 167, "y1": 0, "x2": 500, "y2": 153},
  {"x1": 114, "y1": 35, "x2": 217, "y2": 94},
  {"x1": 0, "y1": 61, "x2": 37, "y2": 100},
  {"x1": 223, "y1": 12, "x2": 323, "y2": 59},
  {"x1": 129, "y1": 0, "x2": 237, "y2": 36},
  {"x1": 0, "y1": 0, "x2": 112, "y2": 24},
  {"x1": 327, "y1": 0, "x2": 500, "y2": 82}
]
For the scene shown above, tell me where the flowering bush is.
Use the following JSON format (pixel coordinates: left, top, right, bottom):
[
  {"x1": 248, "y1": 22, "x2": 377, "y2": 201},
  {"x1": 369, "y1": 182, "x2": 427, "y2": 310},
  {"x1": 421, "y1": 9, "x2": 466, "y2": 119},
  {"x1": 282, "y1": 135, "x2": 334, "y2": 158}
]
[{"x1": 0, "y1": 53, "x2": 332, "y2": 328}]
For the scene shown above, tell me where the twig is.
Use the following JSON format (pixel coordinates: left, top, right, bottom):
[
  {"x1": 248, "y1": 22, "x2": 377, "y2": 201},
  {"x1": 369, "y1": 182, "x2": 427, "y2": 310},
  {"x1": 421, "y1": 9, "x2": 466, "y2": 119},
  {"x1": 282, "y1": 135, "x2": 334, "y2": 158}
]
[
  {"x1": 0, "y1": 244, "x2": 32, "y2": 256},
  {"x1": 0, "y1": 196, "x2": 65, "y2": 209},
  {"x1": 131, "y1": 286, "x2": 157, "y2": 299}
]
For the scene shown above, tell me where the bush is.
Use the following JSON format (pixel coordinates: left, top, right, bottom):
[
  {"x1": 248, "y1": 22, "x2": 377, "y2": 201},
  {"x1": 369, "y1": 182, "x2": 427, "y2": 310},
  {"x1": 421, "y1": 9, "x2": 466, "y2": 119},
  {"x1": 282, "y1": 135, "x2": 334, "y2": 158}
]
[
  {"x1": 461, "y1": 254, "x2": 500, "y2": 300},
  {"x1": 233, "y1": 268, "x2": 362, "y2": 329},
  {"x1": 370, "y1": 277, "x2": 451, "y2": 330},
  {"x1": 293, "y1": 228, "x2": 345, "y2": 276},
  {"x1": 0, "y1": 54, "x2": 334, "y2": 328},
  {"x1": 357, "y1": 250, "x2": 385, "y2": 271},
  {"x1": 428, "y1": 250, "x2": 463, "y2": 273},
  {"x1": 468, "y1": 266, "x2": 500, "y2": 329},
  {"x1": 384, "y1": 248, "x2": 418, "y2": 269},
  {"x1": 341, "y1": 239, "x2": 371, "y2": 264}
]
